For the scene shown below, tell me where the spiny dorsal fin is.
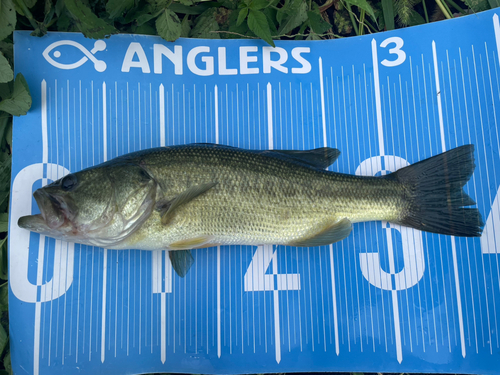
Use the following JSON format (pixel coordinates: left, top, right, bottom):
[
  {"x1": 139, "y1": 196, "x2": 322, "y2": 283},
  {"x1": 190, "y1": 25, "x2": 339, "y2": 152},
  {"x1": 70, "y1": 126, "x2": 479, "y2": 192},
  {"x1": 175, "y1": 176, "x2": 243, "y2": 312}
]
[
  {"x1": 169, "y1": 250, "x2": 194, "y2": 277},
  {"x1": 289, "y1": 218, "x2": 352, "y2": 247},
  {"x1": 183, "y1": 143, "x2": 341, "y2": 169},
  {"x1": 157, "y1": 182, "x2": 217, "y2": 225},
  {"x1": 267, "y1": 148, "x2": 340, "y2": 169}
]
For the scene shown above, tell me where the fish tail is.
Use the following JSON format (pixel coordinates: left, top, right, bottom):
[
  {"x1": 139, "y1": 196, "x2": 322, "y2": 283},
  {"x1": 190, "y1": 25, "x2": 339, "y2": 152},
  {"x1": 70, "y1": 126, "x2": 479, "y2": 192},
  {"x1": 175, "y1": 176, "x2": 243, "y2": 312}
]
[{"x1": 386, "y1": 144, "x2": 484, "y2": 237}]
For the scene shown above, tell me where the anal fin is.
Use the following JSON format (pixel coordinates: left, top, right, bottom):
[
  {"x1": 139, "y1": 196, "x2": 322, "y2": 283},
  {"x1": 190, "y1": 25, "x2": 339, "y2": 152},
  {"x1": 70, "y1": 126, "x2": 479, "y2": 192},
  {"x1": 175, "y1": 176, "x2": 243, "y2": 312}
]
[{"x1": 289, "y1": 218, "x2": 352, "y2": 247}]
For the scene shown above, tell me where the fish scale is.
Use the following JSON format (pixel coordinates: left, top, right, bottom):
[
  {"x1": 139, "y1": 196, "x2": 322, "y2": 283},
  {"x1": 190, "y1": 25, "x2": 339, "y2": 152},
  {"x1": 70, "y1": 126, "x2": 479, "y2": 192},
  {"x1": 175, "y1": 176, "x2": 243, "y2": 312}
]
[{"x1": 123, "y1": 145, "x2": 404, "y2": 249}]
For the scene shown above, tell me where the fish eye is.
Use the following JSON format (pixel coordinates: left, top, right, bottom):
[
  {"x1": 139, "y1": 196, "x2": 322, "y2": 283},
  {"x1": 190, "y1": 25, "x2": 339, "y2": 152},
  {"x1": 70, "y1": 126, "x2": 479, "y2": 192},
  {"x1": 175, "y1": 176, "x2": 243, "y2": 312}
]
[{"x1": 61, "y1": 174, "x2": 78, "y2": 191}]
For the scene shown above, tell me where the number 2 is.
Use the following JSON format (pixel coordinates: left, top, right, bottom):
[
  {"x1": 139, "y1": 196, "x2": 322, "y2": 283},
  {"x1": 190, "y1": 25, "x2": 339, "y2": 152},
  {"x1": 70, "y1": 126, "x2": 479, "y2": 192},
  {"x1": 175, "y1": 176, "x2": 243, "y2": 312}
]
[{"x1": 380, "y1": 37, "x2": 406, "y2": 67}]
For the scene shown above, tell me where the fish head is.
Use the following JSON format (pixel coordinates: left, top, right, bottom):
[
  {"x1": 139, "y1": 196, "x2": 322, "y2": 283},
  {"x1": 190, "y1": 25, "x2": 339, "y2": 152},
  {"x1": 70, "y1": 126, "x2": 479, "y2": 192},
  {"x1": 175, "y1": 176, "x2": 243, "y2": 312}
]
[{"x1": 18, "y1": 162, "x2": 157, "y2": 247}]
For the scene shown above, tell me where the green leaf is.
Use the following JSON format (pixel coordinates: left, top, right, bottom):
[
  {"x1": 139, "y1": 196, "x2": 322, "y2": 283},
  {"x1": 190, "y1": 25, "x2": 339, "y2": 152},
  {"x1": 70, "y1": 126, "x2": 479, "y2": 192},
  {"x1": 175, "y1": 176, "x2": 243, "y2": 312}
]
[
  {"x1": 406, "y1": 8, "x2": 425, "y2": 26},
  {"x1": 307, "y1": 9, "x2": 332, "y2": 34},
  {"x1": 156, "y1": 8, "x2": 182, "y2": 42},
  {"x1": 464, "y1": 0, "x2": 490, "y2": 11},
  {"x1": 3, "y1": 348, "x2": 10, "y2": 374},
  {"x1": 23, "y1": 0, "x2": 36, "y2": 7},
  {"x1": 277, "y1": 0, "x2": 308, "y2": 35},
  {"x1": 64, "y1": 0, "x2": 119, "y2": 39},
  {"x1": 0, "y1": 235, "x2": 7, "y2": 280},
  {"x1": 306, "y1": 33, "x2": 322, "y2": 40},
  {"x1": 0, "y1": 282, "x2": 7, "y2": 312},
  {"x1": 136, "y1": 13, "x2": 156, "y2": 26},
  {"x1": 0, "y1": 73, "x2": 32, "y2": 116},
  {"x1": 106, "y1": 0, "x2": 135, "y2": 19},
  {"x1": 344, "y1": 0, "x2": 376, "y2": 22},
  {"x1": 249, "y1": 0, "x2": 268, "y2": 10},
  {"x1": 228, "y1": 9, "x2": 250, "y2": 38},
  {"x1": 381, "y1": 0, "x2": 395, "y2": 30},
  {"x1": 190, "y1": 8, "x2": 220, "y2": 39},
  {"x1": 0, "y1": 84, "x2": 10, "y2": 101},
  {"x1": 0, "y1": 53, "x2": 13, "y2": 84},
  {"x1": 169, "y1": 2, "x2": 219, "y2": 15},
  {"x1": 180, "y1": 14, "x2": 191, "y2": 37},
  {"x1": 0, "y1": 213, "x2": 7, "y2": 233},
  {"x1": 177, "y1": 0, "x2": 194, "y2": 5},
  {"x1": 56, "y1": 10, "x2": 77, "y2": 32},
  {"x1": 236, "y1": 7, "x2": 248, "y2": 26},
  {"x1": 134, "y1": 23, "x2": 157, "y2": 35},
  {"x1": 0, "y1": 42, "x2": 13, "y2": 64},
  {"x1": 488, "y1": 0, "x2": 500, "y2": 8},
  {"x1": 55, "y1": 0, "x2": 65, "y2": 17},
  {"x1": 0, "y1": 116, "x2": 9, "y2": 143},
  {"x1": 0, "y1": 157, "x2": 10, "y2": 212},
  {"x1": 0, "y1": 0, "x2": 17, "y2": 41},
  {"x1": 247, "y1": 9, "x2": 274, "y2": 47},
  {"x1": 263, "y1": 6, "x2": 278, "y2": 35},
  {"x1": 0, "y1": 318, "x2": 7, "y2": 357}
]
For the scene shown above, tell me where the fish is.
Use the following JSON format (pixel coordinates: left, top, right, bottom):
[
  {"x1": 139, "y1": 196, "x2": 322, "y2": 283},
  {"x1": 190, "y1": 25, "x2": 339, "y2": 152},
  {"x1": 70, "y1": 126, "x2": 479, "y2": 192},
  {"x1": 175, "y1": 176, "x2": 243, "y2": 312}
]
[{"x1": 18, "y1": 143, "x2": 484, "y2": 277}]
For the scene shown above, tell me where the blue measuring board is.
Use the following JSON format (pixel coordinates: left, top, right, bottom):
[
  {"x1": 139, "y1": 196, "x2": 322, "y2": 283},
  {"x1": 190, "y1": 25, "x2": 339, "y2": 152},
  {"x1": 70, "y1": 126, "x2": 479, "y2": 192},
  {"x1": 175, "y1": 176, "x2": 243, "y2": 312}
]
[{"x1": 9, "y1": 8, "x2": 500, "y2": 375}]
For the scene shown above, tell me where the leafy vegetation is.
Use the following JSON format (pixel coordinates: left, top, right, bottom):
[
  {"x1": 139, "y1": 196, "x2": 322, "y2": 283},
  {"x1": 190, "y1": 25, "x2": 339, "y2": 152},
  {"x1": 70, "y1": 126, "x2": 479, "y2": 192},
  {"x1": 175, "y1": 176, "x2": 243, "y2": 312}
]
[{"x1": 0, "y1": 0, "x2": 498, "y2": 373}]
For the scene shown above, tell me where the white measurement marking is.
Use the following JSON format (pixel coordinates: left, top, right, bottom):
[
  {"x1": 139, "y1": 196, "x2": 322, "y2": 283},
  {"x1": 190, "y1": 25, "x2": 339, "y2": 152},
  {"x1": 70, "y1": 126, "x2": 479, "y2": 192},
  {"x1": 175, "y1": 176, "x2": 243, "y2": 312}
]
[
  {"x1": 441, "y1": 48, "x2": 467, "y2": 358},
  {"x1": 372, "y1": 37, "x2": 403, "y2": 363},
  {"x1": 33, "y1": 79, "x2": 50, "y2": 375},
  {"x1": 41, "y1": 80, "x2": 48, "y2": 165},
  {"x1": 101, "y1": 81, "x2": 108, "y2": 363},
  {"x1": 161, "y1": 293, "x2": 166, "y2": 363},
  {"x1": 101, "y1": 249, "x2": 107, "y2": 362},
  {"x1": 471, "y1": 45, "x2": 494, "y2": 354},
  {"x1": 154, "y1": 86, "x2": 169, "y2": 358},
  {"x1": 272, "y1": 250, "x2": 281, "y2": 363},
  {"x1": 372, "y1": 39, "x2": 385, "y2": 155},
  {"x1": 459, "y1": 48, "x2": 484, "y2": 352},
  {"x1": 483, "y1": 43, "x2": 500, "y2": 330},
  {"x1": 215, "y1": 84, "x2": 221, "y2": 358},
  {"x1": 494, "y1": 14, "x2": 500, "y2": 67},
  {"x1": 328, "y1": 68, "x2": 340, "y2": 355},
  {"x1": 266, "y1": 82, "x2": 283, "y2": 363},
  {"x1": 160, "y1": 84, "x2": 165, "y2": 146}
]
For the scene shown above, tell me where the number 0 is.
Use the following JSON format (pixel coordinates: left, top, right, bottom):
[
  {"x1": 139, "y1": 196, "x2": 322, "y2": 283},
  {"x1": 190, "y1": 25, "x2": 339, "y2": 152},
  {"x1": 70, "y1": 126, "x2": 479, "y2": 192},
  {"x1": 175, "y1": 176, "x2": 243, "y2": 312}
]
[{"x1": 380, "y1": 37, "x2": 406, "y2": 67}]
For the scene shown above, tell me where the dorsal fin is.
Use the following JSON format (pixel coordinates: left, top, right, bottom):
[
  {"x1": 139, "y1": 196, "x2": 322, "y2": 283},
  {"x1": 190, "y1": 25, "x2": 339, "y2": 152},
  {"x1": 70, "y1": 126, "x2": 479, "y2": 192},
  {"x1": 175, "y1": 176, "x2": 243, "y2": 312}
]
[
  {"x1": 267, "y1": 147, "x2": 341, "y2": 169},
  {"x1": 185, "y1": 143, "x2": 340, "y2": 169}
]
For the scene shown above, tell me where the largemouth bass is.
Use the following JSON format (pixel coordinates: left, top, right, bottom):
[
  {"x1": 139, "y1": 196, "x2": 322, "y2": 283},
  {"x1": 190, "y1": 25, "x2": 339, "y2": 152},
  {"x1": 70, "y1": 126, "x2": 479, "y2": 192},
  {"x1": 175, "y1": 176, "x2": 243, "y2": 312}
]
[{"x1": 18, "y1": 143, "x2": 483, "y2": 277}]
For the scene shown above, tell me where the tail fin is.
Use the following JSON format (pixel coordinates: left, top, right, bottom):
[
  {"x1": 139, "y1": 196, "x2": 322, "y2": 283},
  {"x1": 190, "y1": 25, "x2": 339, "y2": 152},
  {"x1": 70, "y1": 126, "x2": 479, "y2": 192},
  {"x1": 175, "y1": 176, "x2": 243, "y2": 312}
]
[{"x1": 387, "y1": 145, "x2": 484, "y2": 237}]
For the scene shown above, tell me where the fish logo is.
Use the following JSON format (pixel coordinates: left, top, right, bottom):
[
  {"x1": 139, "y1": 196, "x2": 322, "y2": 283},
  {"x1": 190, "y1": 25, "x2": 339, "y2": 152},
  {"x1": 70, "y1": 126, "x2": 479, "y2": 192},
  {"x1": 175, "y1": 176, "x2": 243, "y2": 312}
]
[{"x1": 42, "y1": 40, "x2": 107, "y2": 72}]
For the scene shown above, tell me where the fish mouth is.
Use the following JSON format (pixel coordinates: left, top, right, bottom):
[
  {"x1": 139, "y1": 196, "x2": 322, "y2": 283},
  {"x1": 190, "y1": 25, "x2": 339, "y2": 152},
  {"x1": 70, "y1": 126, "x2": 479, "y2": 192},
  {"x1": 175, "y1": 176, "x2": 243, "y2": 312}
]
[{"x1": 18, "y1": 189, "x2": 76, "y2": 232}]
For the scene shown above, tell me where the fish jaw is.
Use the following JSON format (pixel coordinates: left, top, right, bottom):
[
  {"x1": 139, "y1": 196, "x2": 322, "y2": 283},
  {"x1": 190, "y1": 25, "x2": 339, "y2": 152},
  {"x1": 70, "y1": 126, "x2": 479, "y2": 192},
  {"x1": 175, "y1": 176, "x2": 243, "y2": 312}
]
[
  {"x1": 17, "y1": 213, "x2": 76, "y2": 240},
  {"x1": 33, "y1": 189, "x2": 66, "y2": 229},
  {"x1": 17, "y1": 188, "x2": 79, "y2": 239}
]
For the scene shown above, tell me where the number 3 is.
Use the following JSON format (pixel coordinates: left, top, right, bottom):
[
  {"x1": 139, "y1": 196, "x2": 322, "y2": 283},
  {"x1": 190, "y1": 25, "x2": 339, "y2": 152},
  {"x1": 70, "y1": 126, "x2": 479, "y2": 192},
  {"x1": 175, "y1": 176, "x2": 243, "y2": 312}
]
[{"x1": 380, "y1": 37, "x2": 406, "y2": 67}]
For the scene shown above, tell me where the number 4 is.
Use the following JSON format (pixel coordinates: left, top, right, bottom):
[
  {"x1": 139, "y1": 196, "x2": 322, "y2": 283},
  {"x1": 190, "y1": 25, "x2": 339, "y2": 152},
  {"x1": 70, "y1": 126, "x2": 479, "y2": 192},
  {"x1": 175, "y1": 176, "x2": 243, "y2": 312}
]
[{"x1": 244, "y1": 245, "x2": 300, "y2": 292}]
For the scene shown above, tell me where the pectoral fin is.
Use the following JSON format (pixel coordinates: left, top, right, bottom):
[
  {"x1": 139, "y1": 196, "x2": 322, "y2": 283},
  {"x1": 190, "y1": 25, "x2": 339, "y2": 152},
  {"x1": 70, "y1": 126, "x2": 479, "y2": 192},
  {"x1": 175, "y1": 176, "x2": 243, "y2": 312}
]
[
  {"x1": 158, "y1": 182, "x2": 217, "y2": 225},
  {"x1": 169, "y1": 250, "x2": 194, "y2": 278},
  {"x1": 289, "y1": 218, "x2": 352, "y2": 247}
]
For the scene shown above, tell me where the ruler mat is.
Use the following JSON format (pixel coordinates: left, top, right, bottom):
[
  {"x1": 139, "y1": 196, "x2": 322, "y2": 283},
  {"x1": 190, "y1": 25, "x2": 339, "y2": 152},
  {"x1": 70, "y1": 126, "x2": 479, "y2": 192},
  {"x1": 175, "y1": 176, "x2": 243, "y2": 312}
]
[{"x1": 9, "y1": 8, "x2": 500, "y2": 375}]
